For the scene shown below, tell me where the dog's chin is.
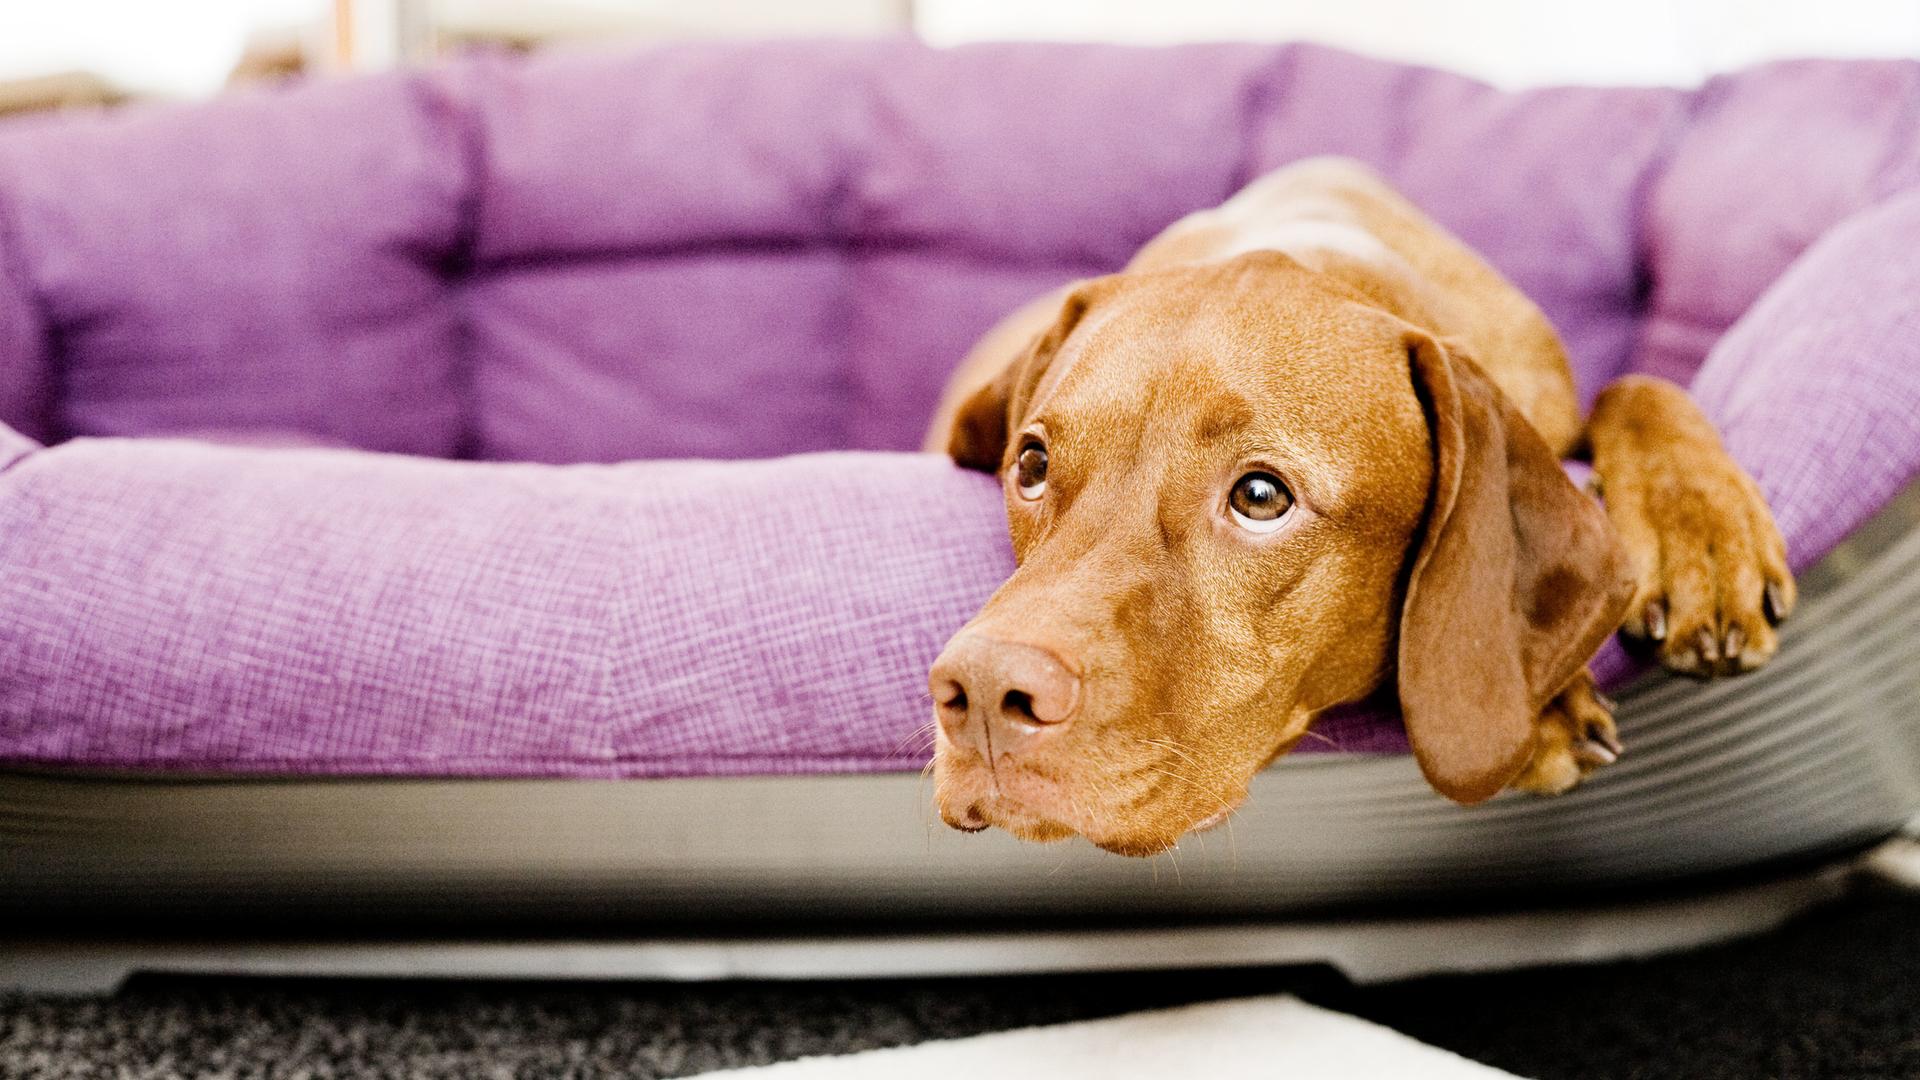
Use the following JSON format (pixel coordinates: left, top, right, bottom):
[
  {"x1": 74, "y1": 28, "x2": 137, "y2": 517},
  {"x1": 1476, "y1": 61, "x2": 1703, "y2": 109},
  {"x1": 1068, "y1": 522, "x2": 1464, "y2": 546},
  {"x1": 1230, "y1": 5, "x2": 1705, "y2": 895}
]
[
  {"x1": 941, "y1": 798, "x2": 1201, "y2": 857},
  {"x1": 1086, "y1": 828, "x2": 1184, "y2": 858},
  {"x1": 934, "y1": 756, "x2": 1226, "y2": 858},
  {"x1": 935, "y1": 790, "x2": 1078, "y2": 843},
  {"x1": 994, "y1": 813, "x2": 1080, "y2": 844}
]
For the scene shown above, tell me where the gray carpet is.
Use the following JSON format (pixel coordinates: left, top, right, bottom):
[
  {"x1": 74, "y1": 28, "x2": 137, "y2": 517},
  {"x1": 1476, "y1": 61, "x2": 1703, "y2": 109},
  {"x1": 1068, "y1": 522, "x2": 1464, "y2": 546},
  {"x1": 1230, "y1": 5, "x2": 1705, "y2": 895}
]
[{"x1": 5, "y1": 887, "x2": 1919, "y2": 1079}]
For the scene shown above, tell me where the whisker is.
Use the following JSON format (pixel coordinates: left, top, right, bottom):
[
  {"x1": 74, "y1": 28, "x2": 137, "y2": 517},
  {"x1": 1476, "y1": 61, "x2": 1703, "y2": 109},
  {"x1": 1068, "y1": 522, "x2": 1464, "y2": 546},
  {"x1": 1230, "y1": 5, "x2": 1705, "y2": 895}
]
[
  {"x1": 1299, "y1": 727, "x2": 1341, "y2": 749},
  {"x1": 918, "y1": 753, "x2": 947, "y2": 848},
  {"x1": 1143, "y1": 737, "x2": 1206, "y2": 772},
  {"x1": 887, "y1": 718, "x2": 941, "y2": 759},
  {"x1": 1143, "y1": 764, "x2": 1239, "y2": 827}
]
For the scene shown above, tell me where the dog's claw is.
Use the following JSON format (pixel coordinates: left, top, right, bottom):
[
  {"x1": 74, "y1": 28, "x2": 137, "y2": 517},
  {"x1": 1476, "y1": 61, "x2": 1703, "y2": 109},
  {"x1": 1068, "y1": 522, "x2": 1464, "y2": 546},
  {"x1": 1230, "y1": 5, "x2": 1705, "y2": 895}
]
[
  {"x1": 1696, "y1": 626, "x2": 1719, "y2": 664},
  {"x1": 1581, "y1": 719, "x2": 1623, "y2": 761},
  {"x1": 1574, "y1": 733, "x2": 1619, "y2": 766},
  {"x1": 1764, "y1": 581, "x2": 1790, "y2": 626},
  {"x1": 1510, "y1": 671, "x2": 1620, "y2": 796},
  {"x1": 1644, "y1": 600, "x2": 1668, "y2": 642}
]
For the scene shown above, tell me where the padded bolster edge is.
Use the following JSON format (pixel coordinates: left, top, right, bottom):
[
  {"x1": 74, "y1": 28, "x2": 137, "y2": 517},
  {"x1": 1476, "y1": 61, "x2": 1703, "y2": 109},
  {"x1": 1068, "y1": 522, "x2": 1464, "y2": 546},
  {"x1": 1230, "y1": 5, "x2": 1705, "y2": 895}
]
[
  {"x1": 1690, "y1": 185, "x2": 1920, "y2": 571},
  {"x1": 0, "y1": 444, "x2": 1018, "y2": 777}
]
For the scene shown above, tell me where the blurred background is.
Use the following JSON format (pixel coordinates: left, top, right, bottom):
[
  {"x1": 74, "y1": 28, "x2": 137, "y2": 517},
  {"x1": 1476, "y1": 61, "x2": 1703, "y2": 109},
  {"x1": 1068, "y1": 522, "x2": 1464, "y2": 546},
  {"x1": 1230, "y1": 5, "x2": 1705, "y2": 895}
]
[{"x1": 3, "y1": 0, "x2": 1919, "y2": 114}]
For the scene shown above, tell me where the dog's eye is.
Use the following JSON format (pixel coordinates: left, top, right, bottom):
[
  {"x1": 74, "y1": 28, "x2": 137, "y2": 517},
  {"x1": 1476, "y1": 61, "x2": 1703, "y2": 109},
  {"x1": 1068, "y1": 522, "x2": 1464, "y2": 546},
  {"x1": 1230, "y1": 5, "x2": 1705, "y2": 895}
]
[
  {"x1": 1014, "y1": 439, "x2": 1049, "y2": 499},
  {"x1": 1228, "y1": 472, "x2": 1293, "y2": 533}
]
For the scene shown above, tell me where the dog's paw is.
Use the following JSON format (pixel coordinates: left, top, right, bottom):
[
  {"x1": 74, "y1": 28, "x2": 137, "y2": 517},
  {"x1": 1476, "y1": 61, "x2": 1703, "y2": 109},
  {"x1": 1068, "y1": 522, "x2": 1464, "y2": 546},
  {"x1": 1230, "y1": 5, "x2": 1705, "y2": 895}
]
[
  {"x1": 1589, "y1": 380, "x2": 1795, "y2": 678},
  {"x1": 1603, "y1": 450, "x2": 1794, "y2": 677},
  {"x1": 1509, "y1": 670, "x2": 1621, "y2": 796}
]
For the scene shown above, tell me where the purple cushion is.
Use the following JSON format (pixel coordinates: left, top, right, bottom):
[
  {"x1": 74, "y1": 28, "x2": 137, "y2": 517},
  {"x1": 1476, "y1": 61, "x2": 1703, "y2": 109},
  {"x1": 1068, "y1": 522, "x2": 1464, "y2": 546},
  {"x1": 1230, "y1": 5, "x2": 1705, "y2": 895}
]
[
  {"x1": 1691, "y1": 187, "x2": 1920, "y2": 568},
  {"x1": 468, "y1": 253, "x2": 855, "y2": 462},
  {"x1": 0, "y1": 439, "x2": 997, "y2": 775},
  {"x1": 0, "y1": 75, "x2": 469, "y2": 454},
  {"x1": 1633, "y1": 60, "x2": 1920, "y2": 388}
]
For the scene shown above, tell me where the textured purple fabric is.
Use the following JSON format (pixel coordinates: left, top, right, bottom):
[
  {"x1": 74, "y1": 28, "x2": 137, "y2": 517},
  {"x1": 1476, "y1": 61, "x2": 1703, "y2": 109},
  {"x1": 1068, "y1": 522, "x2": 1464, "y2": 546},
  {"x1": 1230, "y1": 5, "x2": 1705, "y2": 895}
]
[
  {"x1": 0, "y1": 75, "x2": 469, "y2": 453},
  {"x1": 0, "y1": 210, "x2": 47, "y2": 442},
  {"x1": 1692, "y1": 187, "x2": 1920, "y2": 568},
  {"x1": 468, "y1": 254, "x2": 855, "y2": 462},
  {"x1": 0, "y1": 42, "x2": 1916, "y2": 778},
  {"x1": 1634, "y1": 59, "x2": 1920, "y2": 388},
  {"x1": 0, "y1": 440, "x2": 1012, "y2": 775},
  {"x1": 0, "y1": 419, "x2": 32, "y2": 471}
]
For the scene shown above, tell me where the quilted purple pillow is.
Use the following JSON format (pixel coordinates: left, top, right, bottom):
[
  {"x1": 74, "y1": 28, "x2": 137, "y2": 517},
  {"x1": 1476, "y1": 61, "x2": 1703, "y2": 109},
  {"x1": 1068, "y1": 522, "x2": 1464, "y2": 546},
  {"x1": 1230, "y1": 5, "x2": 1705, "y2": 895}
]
[{"x1": 0, "y1": 436, "x2": 980, "y2": 776}]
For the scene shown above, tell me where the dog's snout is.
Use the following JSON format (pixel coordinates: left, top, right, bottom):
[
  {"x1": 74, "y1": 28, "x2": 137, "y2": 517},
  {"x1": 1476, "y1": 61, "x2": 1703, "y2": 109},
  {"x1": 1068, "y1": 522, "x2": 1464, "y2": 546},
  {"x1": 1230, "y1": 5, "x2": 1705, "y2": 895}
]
[{"x1": 930, "y1": 633, "x2": 1081, "y2": 756}]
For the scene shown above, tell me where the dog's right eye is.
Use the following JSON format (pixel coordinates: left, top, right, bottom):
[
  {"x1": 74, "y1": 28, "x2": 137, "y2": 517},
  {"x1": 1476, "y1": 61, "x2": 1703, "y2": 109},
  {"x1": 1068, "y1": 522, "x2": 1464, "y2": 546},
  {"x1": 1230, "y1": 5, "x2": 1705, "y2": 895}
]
[
  {"x1": 1228, "y1": 471, "x2": 1293, "y2": 533},
  {"x1": 1014, "y1": 439, "x2": 1049, "y2": 499}
]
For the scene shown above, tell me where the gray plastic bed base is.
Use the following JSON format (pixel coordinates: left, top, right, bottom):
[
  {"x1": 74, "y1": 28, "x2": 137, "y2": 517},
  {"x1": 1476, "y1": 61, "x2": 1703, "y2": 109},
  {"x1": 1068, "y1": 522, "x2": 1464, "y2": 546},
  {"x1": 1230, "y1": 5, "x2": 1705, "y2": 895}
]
[{"x1": 0, "y1": 859, "x2": 1869, "y2": 995}]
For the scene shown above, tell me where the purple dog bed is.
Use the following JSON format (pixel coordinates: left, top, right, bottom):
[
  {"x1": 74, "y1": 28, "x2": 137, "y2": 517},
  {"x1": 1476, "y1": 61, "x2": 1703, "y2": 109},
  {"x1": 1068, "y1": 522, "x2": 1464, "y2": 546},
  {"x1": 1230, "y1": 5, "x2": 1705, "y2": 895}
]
[{"x1": 2, "y1": 42, "x2": 1919, "y2": 928}]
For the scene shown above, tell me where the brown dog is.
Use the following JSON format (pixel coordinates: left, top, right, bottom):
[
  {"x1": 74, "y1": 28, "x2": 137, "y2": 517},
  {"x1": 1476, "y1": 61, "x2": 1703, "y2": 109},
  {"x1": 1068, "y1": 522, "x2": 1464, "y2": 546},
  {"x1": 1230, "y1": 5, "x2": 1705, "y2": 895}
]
[{"x1": 924, "y1": 157, "x2": 1794, "y2": 856}]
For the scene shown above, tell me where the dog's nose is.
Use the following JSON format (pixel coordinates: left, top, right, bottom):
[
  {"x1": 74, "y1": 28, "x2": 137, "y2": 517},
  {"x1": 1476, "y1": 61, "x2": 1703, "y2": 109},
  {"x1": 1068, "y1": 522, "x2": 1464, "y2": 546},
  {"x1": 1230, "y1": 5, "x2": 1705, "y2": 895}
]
[{"x1": 930, "y1": 633, "x2": 1081, "y2": 757}]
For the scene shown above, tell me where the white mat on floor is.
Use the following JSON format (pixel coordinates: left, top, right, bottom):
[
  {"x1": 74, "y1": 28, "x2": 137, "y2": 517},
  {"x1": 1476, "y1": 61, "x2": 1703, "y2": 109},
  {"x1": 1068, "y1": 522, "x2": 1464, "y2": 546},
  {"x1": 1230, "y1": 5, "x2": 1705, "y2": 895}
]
[{"x1": 693, "y1": 994, "x2": 1526, "y2": 1079}]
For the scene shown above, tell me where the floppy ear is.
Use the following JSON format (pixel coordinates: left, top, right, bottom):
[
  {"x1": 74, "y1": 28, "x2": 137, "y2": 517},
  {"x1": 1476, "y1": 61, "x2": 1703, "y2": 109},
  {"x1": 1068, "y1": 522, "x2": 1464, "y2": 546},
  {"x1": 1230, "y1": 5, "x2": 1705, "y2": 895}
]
[
  {"x1": 946, "y1": 283, "x2": 1108, "y2": 472},
  {"x1": 946, "y1": 358, "x2": 1023, "y2": 472},
  {"x1": 1397, "y1": 333, "x2": 1635, "y2": 804}
]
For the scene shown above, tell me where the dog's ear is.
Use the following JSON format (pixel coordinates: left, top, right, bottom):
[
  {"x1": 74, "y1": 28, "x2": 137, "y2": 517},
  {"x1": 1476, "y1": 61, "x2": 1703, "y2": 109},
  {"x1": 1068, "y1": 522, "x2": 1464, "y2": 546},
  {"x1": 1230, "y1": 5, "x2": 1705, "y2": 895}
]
[
  {"x1": 947, "y1": 281, "x2": 1111, "y2": 472},
  {"x1": 1397, "y1": 333, "x2": 1635, "y2": 804}
]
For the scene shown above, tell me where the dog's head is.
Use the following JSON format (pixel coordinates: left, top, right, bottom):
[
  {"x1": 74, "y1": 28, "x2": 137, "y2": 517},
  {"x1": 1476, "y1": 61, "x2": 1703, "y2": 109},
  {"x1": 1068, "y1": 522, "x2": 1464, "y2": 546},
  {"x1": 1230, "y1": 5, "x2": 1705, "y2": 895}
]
[{"x1": 929, "y1": 252, "x2": 1631, "y2": 855}]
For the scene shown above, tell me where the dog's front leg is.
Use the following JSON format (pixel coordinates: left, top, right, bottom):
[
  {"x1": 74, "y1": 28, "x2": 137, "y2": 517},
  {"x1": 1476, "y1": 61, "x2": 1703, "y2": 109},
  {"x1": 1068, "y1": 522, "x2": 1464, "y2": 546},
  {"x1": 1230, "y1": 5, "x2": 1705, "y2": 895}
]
[{"x1": 1585, "y1": 374, "x2": 1796, "y2": 677}]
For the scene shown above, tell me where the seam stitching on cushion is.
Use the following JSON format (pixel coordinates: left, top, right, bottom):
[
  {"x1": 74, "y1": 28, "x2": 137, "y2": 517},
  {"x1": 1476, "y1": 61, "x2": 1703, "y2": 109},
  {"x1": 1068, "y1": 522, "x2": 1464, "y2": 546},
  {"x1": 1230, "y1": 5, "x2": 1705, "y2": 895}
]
[
  {"x1": 0, "y1": 155, "x2": 61, "y2": 444},
  {"x1": 1624, "y1": 89, "x2": 1699, "y2": 302},
  {"x1": 1622, "y1": 75, "x2": 1716, "y2": 376},
  {"x1": 416, "y1": 62, "x2": 487, "y2": 462},
  {"x1": 1225, "y1": 44, "x2": 1294, "y2": 199},
  {"x1": 470, "y1": 235, "x2": 1114, "y2": 277},
  {"x1": 1866, "y1": 64, "x2": 1920, "y2": 205},
  {"x1": 825, "y1": 43, "x2": 870, "y2": 449}
]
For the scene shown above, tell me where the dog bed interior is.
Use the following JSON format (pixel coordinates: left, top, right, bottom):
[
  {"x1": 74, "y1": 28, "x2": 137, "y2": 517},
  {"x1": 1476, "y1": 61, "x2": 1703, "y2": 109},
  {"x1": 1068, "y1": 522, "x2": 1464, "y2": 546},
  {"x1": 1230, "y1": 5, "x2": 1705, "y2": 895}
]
[{"x1": 3, "y1": 41, "x2": 1920, "y2": 927}]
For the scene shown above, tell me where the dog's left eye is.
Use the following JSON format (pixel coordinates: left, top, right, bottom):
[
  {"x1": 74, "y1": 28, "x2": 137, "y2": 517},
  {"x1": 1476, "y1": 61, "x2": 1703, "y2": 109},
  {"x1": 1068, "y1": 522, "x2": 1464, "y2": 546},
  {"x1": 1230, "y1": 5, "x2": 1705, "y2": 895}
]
[
  {"x1": 1014, "y1": 439, "x2": 1049, "y2": 499},
  {"x1": 1228, "y1": 472, "x2": 1293, "y2": 533}
]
